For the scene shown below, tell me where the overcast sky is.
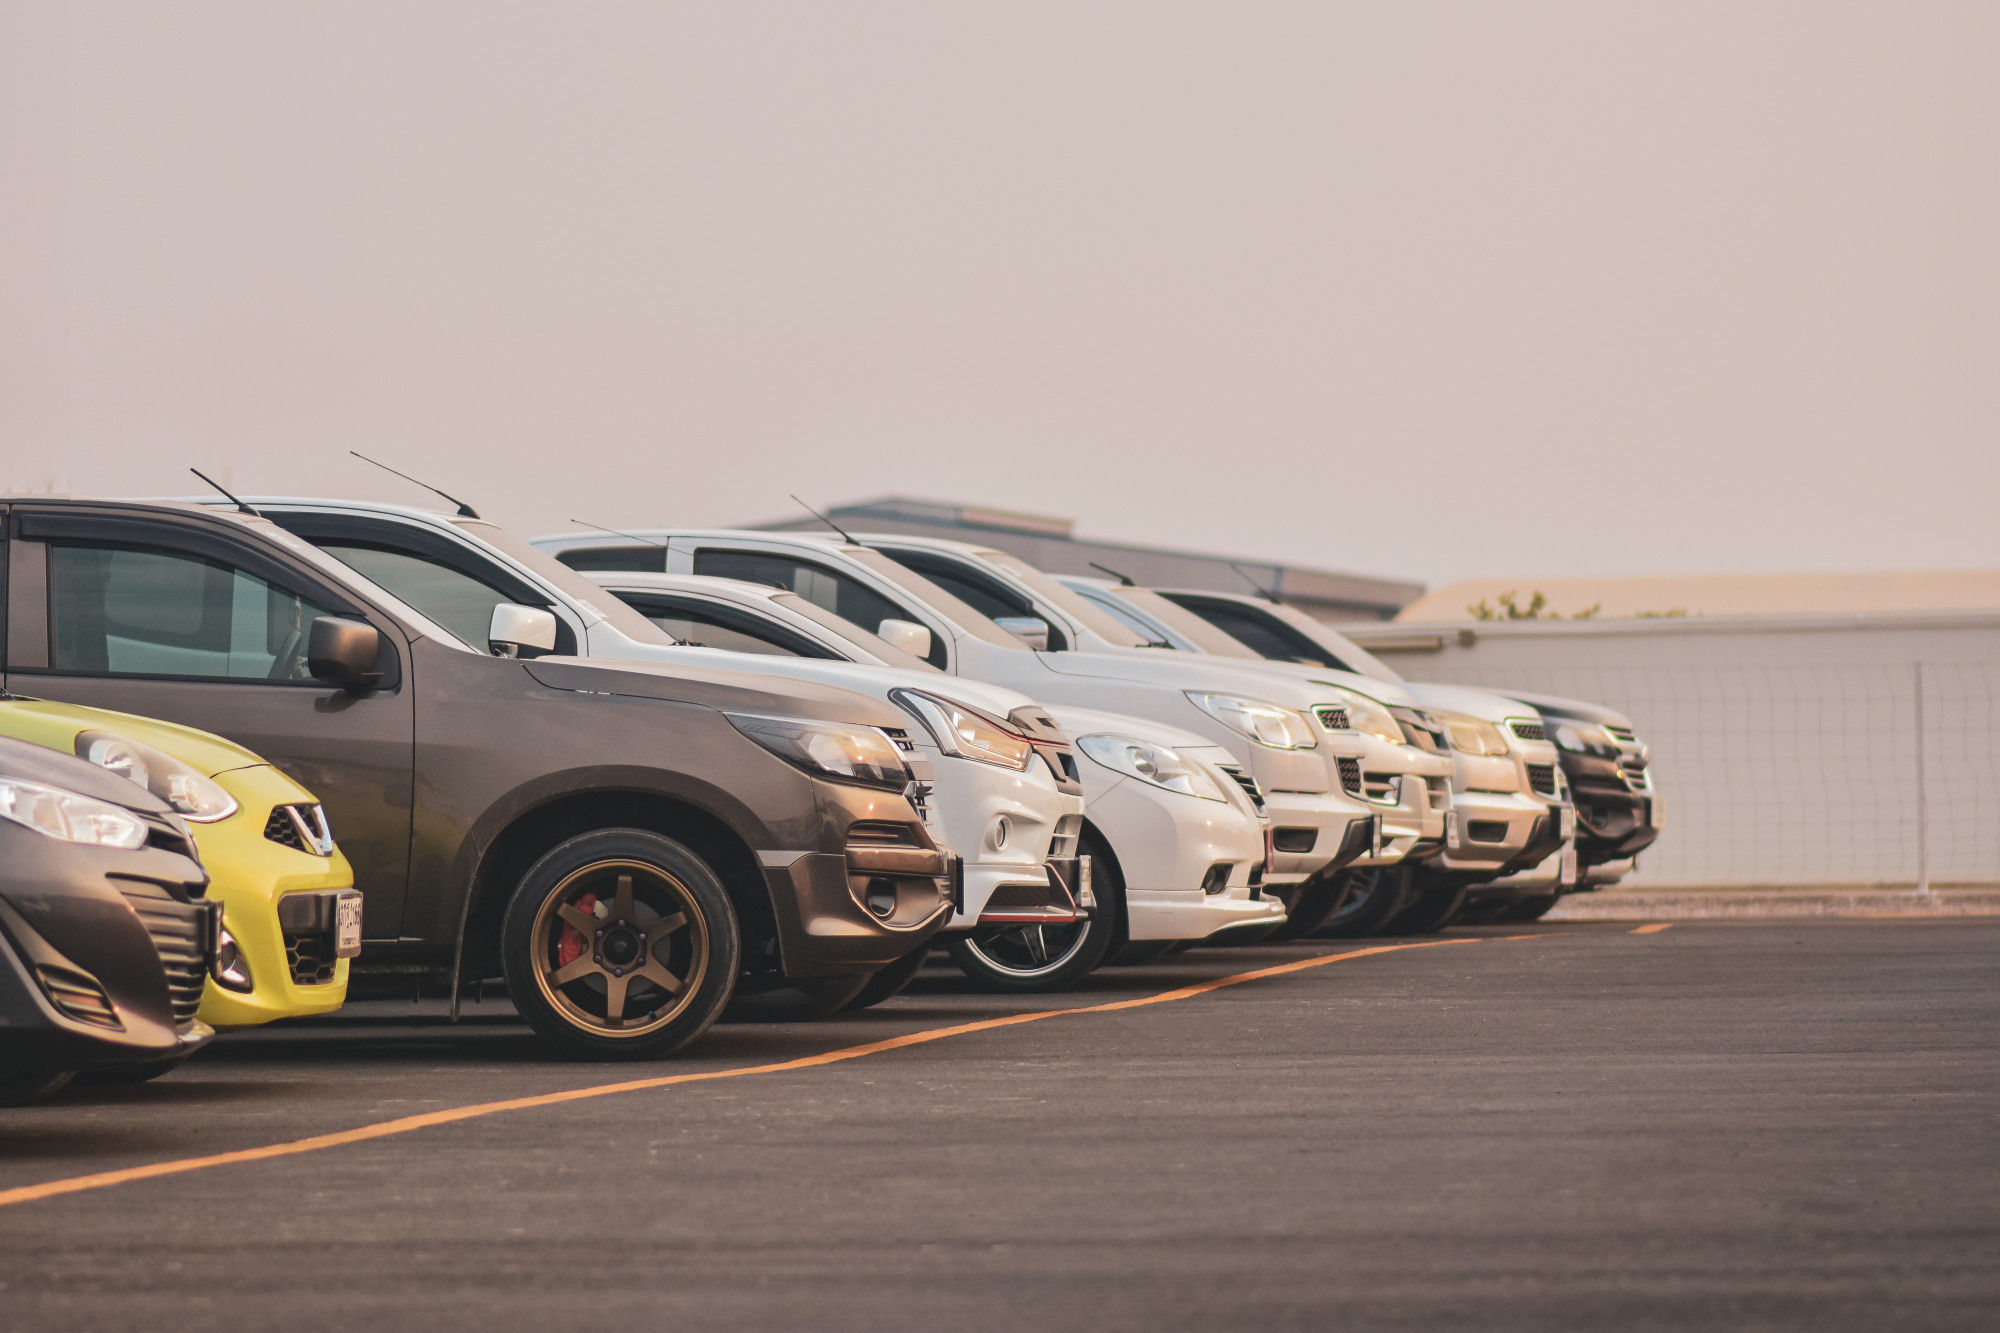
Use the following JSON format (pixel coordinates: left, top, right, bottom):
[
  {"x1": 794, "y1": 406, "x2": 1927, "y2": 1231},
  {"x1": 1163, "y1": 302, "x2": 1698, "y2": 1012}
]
[{"x1": 4, "y1": 2, "x2": 1994, "y2": 589}]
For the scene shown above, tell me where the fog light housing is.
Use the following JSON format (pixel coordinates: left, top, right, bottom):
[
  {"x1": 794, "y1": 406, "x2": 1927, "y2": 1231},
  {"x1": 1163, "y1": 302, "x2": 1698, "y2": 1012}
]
[
  {"x1": 213, "y1": 925, "x2": 255, "y2": 993},
  {"x1": 864, "y1": 878, "x2": 900, "y2": 919}
]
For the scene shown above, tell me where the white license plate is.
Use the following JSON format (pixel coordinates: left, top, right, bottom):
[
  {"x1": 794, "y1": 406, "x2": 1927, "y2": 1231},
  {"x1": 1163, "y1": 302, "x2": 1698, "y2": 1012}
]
[
  {"x1": 1650, "y1": 792, "x2": 1665, "y2": 828},
  {"x1": 334, "y1": 891, "x2": 364, "y2": 958},
  {"x1": 1445, "y1": 810, "x2": 1459, "y2": 849},
  {"x1": 1560, "y1": 805, "x2": 1577, "y2": 839},
  {"x1": 1370, "y1": 815, "x2": 1383, "y2": 858},
  {"x1": 1560, "y1": 844, "x2": 1578, "y2": 887},
  {"x1": 1076, "y1": 855, "x2": 1095, "y2": 911}
]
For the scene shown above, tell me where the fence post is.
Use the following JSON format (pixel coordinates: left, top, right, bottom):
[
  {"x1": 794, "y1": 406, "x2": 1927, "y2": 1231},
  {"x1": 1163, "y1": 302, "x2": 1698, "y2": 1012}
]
[{"x1": 1914, "y1": 661, "x2": 1931, "y2": 897}]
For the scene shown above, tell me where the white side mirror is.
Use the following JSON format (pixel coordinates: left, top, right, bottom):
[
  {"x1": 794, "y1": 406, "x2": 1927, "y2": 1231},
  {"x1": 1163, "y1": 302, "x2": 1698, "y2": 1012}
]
[
  {"x1": 876, "y1": 618, "x2": 933, "y2": 659},
  {"x1": 488, "y1": 603, "x2": 559, "y2": 658},
  {"x1": 994, "y1": 616, "x2": 1051, "y2": 651}
]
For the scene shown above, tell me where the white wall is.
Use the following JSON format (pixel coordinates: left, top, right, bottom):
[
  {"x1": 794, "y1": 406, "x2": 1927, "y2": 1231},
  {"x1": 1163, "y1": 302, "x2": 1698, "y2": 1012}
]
[{"x1": 1348, "y1": 614, "x2": 2000, "y2": 889}]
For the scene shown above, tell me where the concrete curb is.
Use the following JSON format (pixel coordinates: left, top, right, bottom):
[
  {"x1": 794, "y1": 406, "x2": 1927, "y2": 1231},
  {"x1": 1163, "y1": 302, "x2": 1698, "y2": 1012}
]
[{"x1": 1549, "y1": 891, "x2": 2000, "y2": 921}]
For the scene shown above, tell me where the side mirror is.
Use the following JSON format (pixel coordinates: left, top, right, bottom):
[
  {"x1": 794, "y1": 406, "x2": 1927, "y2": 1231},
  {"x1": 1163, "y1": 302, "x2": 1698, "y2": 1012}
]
[
  {"x1": 994, "y1": 616, "x2": 1051, "y2": 651},
  {"x1": 306, "y1": 616, "x2": 383, "y2": 693},
  {"x1": 875, "y1": 618, "x2": 933, "y2": 659},
  {"x1": 488, "y1": 603, "x2": 559, "y2": 659}
]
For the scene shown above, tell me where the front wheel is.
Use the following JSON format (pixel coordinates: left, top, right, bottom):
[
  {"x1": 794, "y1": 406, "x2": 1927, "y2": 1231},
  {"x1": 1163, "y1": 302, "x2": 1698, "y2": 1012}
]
[
  {"x1": 1384, "y1": 874, "x2": 1468, "y2": 935},
  {"x1": 0, "y1": 1067, "x2": 75, "y2": 1107},
  {"x1": 1313, "y1": 867, "x2": 1411, "y2": 939},
  {"x1": 948, "y1": 837, "x2": 1120, "y2": 993},
  {"x1": 501, "y1": 829, "x2": 741, "y2": 1060}
]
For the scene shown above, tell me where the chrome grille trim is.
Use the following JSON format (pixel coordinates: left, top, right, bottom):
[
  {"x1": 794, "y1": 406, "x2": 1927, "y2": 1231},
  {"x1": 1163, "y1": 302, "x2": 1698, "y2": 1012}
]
[{"x1": 1509, "y1": 719, "x2": 1546, "y2": 742}]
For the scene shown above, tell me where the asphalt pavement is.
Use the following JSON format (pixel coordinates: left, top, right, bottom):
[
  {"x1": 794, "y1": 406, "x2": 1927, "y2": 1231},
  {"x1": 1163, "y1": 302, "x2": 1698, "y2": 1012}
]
[{"x1": 2, "y1": 919, "x2": 1996, "y2": 1330}]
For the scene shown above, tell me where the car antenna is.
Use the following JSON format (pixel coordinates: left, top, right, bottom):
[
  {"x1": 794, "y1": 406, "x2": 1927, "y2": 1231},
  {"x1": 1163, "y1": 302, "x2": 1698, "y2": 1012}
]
[
  {"x1": 790, "y1": 494, "x2": 859, "y2": 545},
  {"x1": 1088, "y1": 561, "x2": 1136, "y2": 586},
  {"x1": 1229, "y1": 561, "x2": 1280, "y2": 603},
  {"x1": 190, "y1": 467, "x2": 262, "y2": 518},
  {"x1": 569, "y1": 518, "x2": 666, "y2": 547},
  {"x1": 349, "y1": 450, "x2": 480, "y2": 519}
]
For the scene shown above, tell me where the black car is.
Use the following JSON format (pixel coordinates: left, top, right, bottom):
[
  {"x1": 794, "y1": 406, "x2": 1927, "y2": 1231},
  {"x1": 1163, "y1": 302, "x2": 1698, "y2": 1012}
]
[
  {"x1": 1505, "y1": 691, "x2": 1662, "y2": 879},
  {"x1": 0, "y1": 734, "x2": 218, "y2": 1105}
]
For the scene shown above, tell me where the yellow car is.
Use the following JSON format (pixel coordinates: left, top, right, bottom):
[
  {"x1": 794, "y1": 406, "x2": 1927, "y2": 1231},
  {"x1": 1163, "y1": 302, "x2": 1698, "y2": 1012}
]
[{"x1": 0, "y1": 697, "x2": 359, "y2": 1027}]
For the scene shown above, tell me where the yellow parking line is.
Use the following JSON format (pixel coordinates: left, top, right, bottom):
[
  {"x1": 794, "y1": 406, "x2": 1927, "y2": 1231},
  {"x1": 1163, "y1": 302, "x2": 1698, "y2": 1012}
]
[
  {"x1": 0, "y1": 934, "x2": 1518, "y2": 1212},
  {"x1": 1630, "y1": 923, "x2": 1673, "y2": 934}
]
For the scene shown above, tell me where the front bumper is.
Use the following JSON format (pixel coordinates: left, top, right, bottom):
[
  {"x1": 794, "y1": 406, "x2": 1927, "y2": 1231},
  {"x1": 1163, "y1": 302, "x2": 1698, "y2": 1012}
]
[
  {"x1": 1437, "y1": 789, "x2": 1549, "y2": 872},
  {"x1": 1255, "y1": 788, "x2": 1379, "y2": 884},
  {"x1": 1351, "y1": 751, "x2": 1454, "y2": 868}
]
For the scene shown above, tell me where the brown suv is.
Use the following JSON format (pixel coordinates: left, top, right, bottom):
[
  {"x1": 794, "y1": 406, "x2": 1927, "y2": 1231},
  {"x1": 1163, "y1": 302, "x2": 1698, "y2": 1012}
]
[{"x1": 0, "y1": 499, "x2": 953, "y2": 1058}]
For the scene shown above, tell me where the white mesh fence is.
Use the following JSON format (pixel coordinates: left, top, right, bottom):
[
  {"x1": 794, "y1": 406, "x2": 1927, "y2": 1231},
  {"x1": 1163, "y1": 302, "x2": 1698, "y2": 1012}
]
[{"x1": 1406, "y1": 659, "x2": 2000, "y2": 888}]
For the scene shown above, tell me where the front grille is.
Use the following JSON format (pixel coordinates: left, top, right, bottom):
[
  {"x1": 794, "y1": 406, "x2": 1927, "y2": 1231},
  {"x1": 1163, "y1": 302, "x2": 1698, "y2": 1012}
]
[
  {"x1": 1337, "y1": 756, "x2": 1363, "y2": 795},
  {"x1": 983, "y1": 882, "x2": 1057, "y2": 912},
  {"x1": 1047, "y1": 813, "x2": 1084, "y2": 862},
  {"x1": 847, "y1": 821, "x2": 924, "y2": 846},
  {"x1": 265, "y1": 804, "x2": 335, "y2": 856},
  {"x1": 1510, "y1": 720, "x2": 1546, "y2": 742},
  {"x1": 1314, "y1": 705, "x2": 1350, "y2": 731},
  {"x1": 1362, "y1": 773, "x2": 1400, "y2": 803},
  {"x1": 37, "y1": 965, "x2": 121, "y2": 1029},
  {"x1": 115, "y1": 882, "x2": 209, "y2": 1031},
  {"x1": 284, "y1": 932, "x2": 340, "y2": 987},
  {"x1": 1424, "y1": 775, "x2": 1450, "y2": 804},
  {"x1": 1393, "y1": 707, "x2": 1449, "y2": 754},
  {"x1": 1622, "y1": 766, "x2": 1651, "y2": 792},
  {"x1": 1526, "y1": 763, "x2": 1559, "y2": 797},
  {"x1": 1603, "y1": 725, "x2": 1638, "y2": 745},
  {"x1": 1216, "y1": 764, "x2": 1266, "y2": 813}
]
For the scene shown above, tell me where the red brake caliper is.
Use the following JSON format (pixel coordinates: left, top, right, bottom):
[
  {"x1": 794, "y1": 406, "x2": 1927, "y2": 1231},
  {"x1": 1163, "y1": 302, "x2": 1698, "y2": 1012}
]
[{"x1": 556, "y1": 893, "x2": 598, "y2": 968}]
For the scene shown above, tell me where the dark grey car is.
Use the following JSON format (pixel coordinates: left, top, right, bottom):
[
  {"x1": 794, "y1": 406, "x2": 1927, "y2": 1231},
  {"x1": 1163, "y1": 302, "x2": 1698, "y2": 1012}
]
[{"x1": 0, "y1": 499, "x2": 953, "y2": 1058}]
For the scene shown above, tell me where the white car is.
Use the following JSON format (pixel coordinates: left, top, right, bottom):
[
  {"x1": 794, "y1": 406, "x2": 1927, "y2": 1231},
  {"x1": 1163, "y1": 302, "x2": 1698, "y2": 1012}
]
[
  {"x1": 534, "y1": 527, "x2": 1399, "y2": 938},
  {"x1": 206, "y1": 498, "x2": 1086, "y2": 1005},
  {"x1": 576, "y1": 570, "x2": 1283, "y2": 988}
]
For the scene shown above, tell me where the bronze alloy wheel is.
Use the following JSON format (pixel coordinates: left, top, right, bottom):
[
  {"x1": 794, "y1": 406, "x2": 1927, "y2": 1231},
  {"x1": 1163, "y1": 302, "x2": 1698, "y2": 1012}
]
[{"x1": 528, "y1": 859, "x2": 710, "y2": 1039}]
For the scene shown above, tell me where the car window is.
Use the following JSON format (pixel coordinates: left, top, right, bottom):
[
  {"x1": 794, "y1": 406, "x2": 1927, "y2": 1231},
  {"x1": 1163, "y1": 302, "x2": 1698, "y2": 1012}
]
[
  {"x1": 1107, "y1": 586, "x2": 1264, "y2": 658},
  {"x1": 975, "y1": 550, "x2": 1154, "y2": 649},
  {"x1": 689, "y1": 549, "x2": 944, "y2": 666},
  {"x1": 623, "y1": 594, "x2": 829, "y2": 659},
  {"x1": 48, "y1": 542, "x2": 336, "y2": 681},
  {"x1": 1073, "y1": 587, "x2": 1173, "y2": 646},
  {"x1": 868, "y1": 548, "x2": 1073, "y2": 651},
  {"x1": 767, "y1": 592, "x2": 937, "y2": 673},
  {"x1": 318, "y1": 543, "x2": 515, "y2": 651}
]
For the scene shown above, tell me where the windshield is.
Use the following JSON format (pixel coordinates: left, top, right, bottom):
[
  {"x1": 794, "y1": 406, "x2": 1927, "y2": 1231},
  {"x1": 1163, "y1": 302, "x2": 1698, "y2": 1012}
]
[
  {"x1": 977, "y1": 552, "x2": 1154, "y2": 650},
  {"x1": 1111, "y1": 587, "x2": 1265, "y2": 658},
  {"x1": 452, "y1": 519, "x2": 674, "y2": 644},
  {"x1": 1310, "y1": 626, "x2": 1404, "y2": 682},
  {"x1": 770, "y1": 591, "x2": 940, "y2": 673},
  {"x1": 841, "y1": 548, "x2": 1026, "y2": 651}
]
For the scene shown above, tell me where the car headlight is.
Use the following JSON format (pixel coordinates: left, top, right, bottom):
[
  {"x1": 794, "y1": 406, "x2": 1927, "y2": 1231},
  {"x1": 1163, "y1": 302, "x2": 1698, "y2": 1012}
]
[
  {"x1": 891, "y1": 690, "x2": 1032, "y2": 771},
  {"x1": 1432, "y1": 710, "x2": 1510, "y2": 757},
  {"x1": 1185, "y1": 693, "x2": 1317, "y2": 750},
  {"x1": 1552, "y1": 722, "x2": 1610, "y2": 754},
  {"x1": 1317, "y1": 687, "x2": 1405, "y2": 745},
  {"x1": 726, "y1": 713, "x2": 911, "y2": 791},
  {"x1": 212, "y1": 925, "x2": 255, "y2": 993},
  {"x1": 0, "y1": 776, "x2": 149, "y2": 849},
  {"x1": 74, "y1": 730, "x2": 239, "y2": 823},
  {"x1": 1076, "y1": 734, "x2": 1228, "y2": 801}
]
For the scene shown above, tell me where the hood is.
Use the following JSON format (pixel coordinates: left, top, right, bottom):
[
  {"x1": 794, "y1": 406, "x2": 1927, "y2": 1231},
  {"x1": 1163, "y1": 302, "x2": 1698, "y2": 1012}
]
[
  {"x1": 0, "y1": 696, "x2": 266, "y2": 778},
  {"x1": 0, "y1": 732, "x2": 178, "y2": 815},
  {"x1": 521, "y1": 656, "x2": 907, "y2": 729},
  {"x1": 1036, "y1": 647, "x2": 1415, "y2": 709},
  {"x1": 1401, "y1": 683, "x2": 1538, "y2": 725},
  {"x1": 592, "y1": 643, "x2": 1039, "y2": 722},
  {"x1": 1499, "y1": 689, "x2": 1636, "y2": 730},
  {"x1": 1041, "y1": 705, "x2": 1216, "y2": 754}
]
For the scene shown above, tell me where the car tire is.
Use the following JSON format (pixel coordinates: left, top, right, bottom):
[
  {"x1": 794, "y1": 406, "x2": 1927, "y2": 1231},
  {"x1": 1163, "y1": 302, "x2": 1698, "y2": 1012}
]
[
  {"x1": 501, "y1": 828, "x2": 740, "y2": 1060},
  {"x1": 1312, "y1": 866, "x2": 1411, "y2": 939},
  {"x1": 840, "y1": 946, "x2": 934, "y2": 1011},
  {"x1": 1495, "y1": 893, "x2": 1562, "y2": 923},
  {"x1": 1384, "y1": 874, "x2": 1469, "y2": 935},
  {"x1": 0, "y1": 1067, "x2": 75, "y2": 1107},
  {"x1": 1265, "y1": 872, "x2": 1355, "y2": 942},
  {"x1": 947, "y1": 831, "x2": 1120, "y2": 993}
]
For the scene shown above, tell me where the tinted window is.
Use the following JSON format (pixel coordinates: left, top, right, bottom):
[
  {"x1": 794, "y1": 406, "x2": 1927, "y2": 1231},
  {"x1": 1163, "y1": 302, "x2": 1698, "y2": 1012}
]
[
  {"x1": 869, "y1": 548, "x2": 1070, "y2": 651},
  {"x1": 690, "y1": 550, "x2": 933, "y2": 662},
  {"x1": 624, "y1": 595, "x2": 830, "y2": 659},
  {"x1": 48, "y1": 543, "x2": 335, "y2": 680},
  {"x1": 320, "y1": 544, "x2": 515, "y2": 651},
  {"x1": 554, "y1": 544, "x2": 666, "y2": 572}
]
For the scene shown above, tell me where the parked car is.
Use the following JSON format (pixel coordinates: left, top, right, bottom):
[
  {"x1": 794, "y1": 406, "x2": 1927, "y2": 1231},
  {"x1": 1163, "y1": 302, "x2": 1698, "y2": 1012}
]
[
  {"x1": 0, "y1": 697, "x2": 359, "y2": 1026},
  {"x1": 1155, "y1": 587, "x2": 1655, "y2": 919},
  {"x1": 0, "y1": 735, "x2": 218, "y2": 1104},
  {"x1": 535, "y1": 528, "x2": 1395, "y2": 937},
  {"x1": 200, "y1": 497, "x2": 1088, "y2": 1002},
  {"x1": 577, "y1": 569, "x2": 1283, "y2": 986},
  {"x1": 2, "y1": 498, "x2": 951, "y2": 1057},
  {"x1": 1061, "y1": 577, "x2": 1575, "y2": 932}
]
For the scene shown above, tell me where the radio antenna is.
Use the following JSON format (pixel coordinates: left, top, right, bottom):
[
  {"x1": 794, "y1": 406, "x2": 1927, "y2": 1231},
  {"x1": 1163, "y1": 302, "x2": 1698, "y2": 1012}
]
[
  {"x1": 1229, "y1": 561, "x2": 1280, "y2": 602},
  {"x1": 350, "y1": 450, "x2": 480, "y2": 519},
  {"x1": 190, "y1": 468, "x2": 261, "y2": 517},
  {"x1": 790, "y1": 495, "x2": 858, "y2": 545},
  {"x1": 1088, "y1": 561, "x2": 1136, "y2": 586},
  {"x1": 569, "y1": 519, "x2": 666, "y2": 547}
]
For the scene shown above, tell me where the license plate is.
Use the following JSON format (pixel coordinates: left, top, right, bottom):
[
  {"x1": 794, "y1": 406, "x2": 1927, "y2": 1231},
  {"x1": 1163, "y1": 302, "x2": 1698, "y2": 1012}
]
[
  {"x1": 1076, "y1": 855, "x2": 1096, "y2": 912},
  {"x1": 1370, "y1": 815, "x2": 1382, "y2": 858},
  {"x1": 1560, "y1": 805, "x2": 1577, "y2": 839},
  {"x1": 1445, "y1": 810, "x2": 1459, "y2": 849},
  {"x1": 1263, "y1": 825, "x2": 1277, "y2": 871},
  {"x1": 1560, "y1": 844, "x2": 1578, "y2": 887},
  {"x1": 334, "y1": 890, "x2": 364, "y2": 959}
]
